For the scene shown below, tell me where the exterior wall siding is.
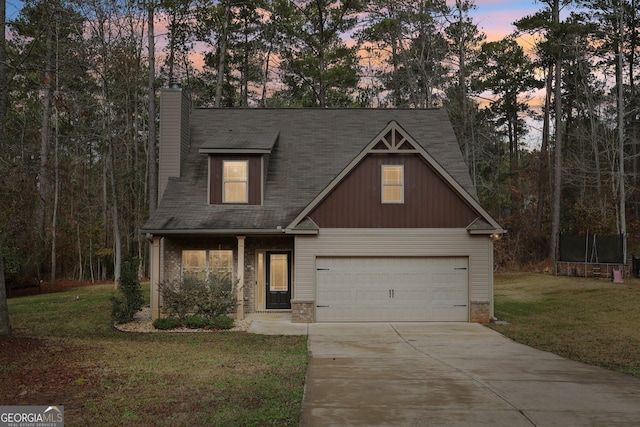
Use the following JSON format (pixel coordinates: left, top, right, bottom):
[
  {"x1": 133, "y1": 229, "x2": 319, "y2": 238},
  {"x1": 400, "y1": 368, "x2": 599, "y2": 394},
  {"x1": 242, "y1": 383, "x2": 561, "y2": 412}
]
[
  {"x1": 294, "y1": 229, "x2": 492, "y2": 318},
  {"x1": 309, "y1": 154, "x2": 478, "y2": 228},
  {"x1": 158, "y1": 88, "x2": 190, "y2": 202}
]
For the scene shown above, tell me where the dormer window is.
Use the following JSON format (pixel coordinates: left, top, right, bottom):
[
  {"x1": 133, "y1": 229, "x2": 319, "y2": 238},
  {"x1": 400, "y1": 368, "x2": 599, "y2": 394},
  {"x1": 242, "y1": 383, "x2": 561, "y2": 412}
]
[
  {"x1": 223, "y1": 160, "x2": 248, "y2": 203},
  {"x1": 208, "y1": 156, "x2": 262, "y2": 205},
  {"x1": 382, "y1": 165, "x2": 404, "y2": 203}
]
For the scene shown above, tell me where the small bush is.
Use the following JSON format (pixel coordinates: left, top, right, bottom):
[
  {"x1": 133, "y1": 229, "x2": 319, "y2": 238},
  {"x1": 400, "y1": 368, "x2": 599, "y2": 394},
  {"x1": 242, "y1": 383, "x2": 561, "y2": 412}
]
[
  {"x1": 110, "y1": 294, "x2": 130, "y2": 325},
  {"x1": 158, "y1": 275, "x2": 238, "y2": 322},
  {"x1": 194, "y1": 275, "x2": 238, "y2": 321},
  {"x1": 153, "y1": 317, "x2": 180, "y2": 330},
  {"x1": 157, "y1": 279, "x2": 198, "y2": 321},
  {"x1": 184, "y1": 315, "x2": 207, "y2": 329},
  {"x1": 209, "y1": 315, "x2": 235, "y2": 330},
  {"x1": 110, "y1": 260, "x2": 144, "y2": 324}
]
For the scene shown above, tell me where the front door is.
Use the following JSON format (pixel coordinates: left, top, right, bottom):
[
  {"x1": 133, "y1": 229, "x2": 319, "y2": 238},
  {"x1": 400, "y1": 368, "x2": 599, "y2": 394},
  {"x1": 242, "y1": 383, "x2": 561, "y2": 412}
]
[{"x1": 266, "y1": 251, "x2": 291, "y2": 309}]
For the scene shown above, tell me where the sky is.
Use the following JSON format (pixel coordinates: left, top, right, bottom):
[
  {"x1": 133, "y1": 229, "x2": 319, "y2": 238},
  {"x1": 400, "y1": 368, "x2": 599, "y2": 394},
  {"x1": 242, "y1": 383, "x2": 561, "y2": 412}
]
[
  {"x1": 5, "y1": 0, "x2": 545, "y2": 40},
  {"x1": 6, "y1": 1, "x2": 23, "y2": 21},
  {"x1": 468, "y1": 0, "x2": 542, "y2": 41}
]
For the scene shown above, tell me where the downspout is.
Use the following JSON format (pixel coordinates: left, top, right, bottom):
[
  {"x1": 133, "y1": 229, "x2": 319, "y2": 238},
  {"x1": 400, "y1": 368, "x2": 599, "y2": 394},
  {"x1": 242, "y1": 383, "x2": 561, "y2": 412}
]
[{"x1": 490, "y1": 234, "x2": 495, "y2": 320}]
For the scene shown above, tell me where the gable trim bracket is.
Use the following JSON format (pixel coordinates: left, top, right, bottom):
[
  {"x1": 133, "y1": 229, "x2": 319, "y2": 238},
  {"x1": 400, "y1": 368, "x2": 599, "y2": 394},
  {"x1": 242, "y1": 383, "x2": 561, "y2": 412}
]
[
  {"x1": 467, "y1": 217, "x2": 505, "y2": 236},
  {"x1": 284, "y1": 216, "x2": 319, "y2": 235}
]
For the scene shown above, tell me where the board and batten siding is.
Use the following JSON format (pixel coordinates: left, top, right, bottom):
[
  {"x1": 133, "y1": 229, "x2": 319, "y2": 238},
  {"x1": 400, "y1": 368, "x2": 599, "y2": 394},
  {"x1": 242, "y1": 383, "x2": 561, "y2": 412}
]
[
  {"x1": 309, "y1": 154, "x2": 478, "y2": 228},
  {"x1": 294, "y1": 228, "x2": 493, "y2": 304}
]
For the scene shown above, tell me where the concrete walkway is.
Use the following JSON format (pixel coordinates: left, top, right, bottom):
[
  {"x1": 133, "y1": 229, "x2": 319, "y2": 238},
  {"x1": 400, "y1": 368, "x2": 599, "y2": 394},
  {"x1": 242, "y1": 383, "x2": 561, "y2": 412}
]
[{"x1": 248, "y1": 319, "x2": 640, "y2": 426}]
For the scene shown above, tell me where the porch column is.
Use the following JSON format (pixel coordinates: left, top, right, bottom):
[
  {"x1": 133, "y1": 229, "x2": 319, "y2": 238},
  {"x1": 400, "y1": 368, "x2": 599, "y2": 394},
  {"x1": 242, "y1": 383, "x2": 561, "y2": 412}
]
[
  {"x1": 150, "y1": 236, "x2": 161, "y2": 320},
  {"x1": 237, "y1": 236, "x2": 246, "y2": 320}
]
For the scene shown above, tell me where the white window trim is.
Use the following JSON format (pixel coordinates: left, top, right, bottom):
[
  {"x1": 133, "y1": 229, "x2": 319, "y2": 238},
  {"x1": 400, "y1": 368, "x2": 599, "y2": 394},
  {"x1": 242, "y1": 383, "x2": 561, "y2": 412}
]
[
  {"x1": 381, "y1": 165, "x2": 404, "y2": 204},
  {"x1": 223, "y1": 160, "x2": 249, "y2": 203}
]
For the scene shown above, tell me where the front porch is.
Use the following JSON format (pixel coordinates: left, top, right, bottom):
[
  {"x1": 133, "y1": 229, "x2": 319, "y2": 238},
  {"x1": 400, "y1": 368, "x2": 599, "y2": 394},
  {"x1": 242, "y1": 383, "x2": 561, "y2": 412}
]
[{"x1": 149, "y1": 234, "x2": 311, "y2": 322}]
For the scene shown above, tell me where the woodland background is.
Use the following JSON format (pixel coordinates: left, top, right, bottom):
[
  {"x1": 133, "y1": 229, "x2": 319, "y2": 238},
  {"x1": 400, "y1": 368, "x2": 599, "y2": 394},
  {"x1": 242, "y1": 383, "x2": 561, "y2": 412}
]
[{"x1": 0, "y1": 0, "x2": 639, "y2": 286}]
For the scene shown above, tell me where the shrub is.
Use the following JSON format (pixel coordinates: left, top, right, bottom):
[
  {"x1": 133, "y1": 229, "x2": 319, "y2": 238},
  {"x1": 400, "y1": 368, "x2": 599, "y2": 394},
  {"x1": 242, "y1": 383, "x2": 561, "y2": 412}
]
[
  {"x1": 157, "y1": 279, "x2": 199, "y2": 321},
  {"x1": 158, "y1": 275, "x2": 238, "y2": 322},
  {"x1": 209, "y1": 315, "x2": 235, "y2": 330},
  {"x1": 110, "y1": 260, "x2": 144, "y2": 324},
  {"x1": 153, "y1": 317, "x2": 180, "y2": 330},
  {"x1": 2, "y1": 248, "x2": 22, "y2": 283},
  {"x1": 184, "y1": 315, "x2": 207, "y2": 329},
  {"x1": 194, "y1": 275, "x2": 238, "y2": 321},
  {"x1": 110, "y1": 294, "x2": 130, "y2": 325}
]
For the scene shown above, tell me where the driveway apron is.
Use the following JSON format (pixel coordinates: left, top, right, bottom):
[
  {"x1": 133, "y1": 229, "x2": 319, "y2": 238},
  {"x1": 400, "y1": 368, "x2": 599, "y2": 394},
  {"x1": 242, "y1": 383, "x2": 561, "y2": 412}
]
[{"x1": 299, "y1": 323, "x2": 640, "y2": 426}]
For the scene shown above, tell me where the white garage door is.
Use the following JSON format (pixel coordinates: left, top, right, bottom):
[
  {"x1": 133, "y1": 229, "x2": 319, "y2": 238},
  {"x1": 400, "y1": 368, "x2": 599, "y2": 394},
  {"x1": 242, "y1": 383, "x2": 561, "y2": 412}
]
[{"x1": 316, "y1": 257, "x2": 468, "y2": 322}]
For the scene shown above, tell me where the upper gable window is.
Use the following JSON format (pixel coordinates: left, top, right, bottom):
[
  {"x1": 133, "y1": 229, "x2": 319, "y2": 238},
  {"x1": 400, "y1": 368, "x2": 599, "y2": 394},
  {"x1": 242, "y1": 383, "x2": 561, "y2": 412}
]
[
  {"x1": 223, "y1": 160, "x2": 248, "y2": 203},
  {"x1": 382, "y1": 165, "x2": 404, "y2": 204}
]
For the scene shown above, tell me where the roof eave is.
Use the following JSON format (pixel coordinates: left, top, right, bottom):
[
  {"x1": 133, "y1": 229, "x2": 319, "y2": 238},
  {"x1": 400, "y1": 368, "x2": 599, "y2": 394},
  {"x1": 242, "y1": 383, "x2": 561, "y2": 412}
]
[
  {"x1": 283, "y1": 228, "x2": 319, "y2": 235},
  {"x1": 198, "y1": 148, "x2": 272, "y2": 154},
  {"x1": 467, "y1": 228, "x2": 506, "y2": 235},
  {"x1": 140, "y1": 228, "x2": 286, "y2": 237}
]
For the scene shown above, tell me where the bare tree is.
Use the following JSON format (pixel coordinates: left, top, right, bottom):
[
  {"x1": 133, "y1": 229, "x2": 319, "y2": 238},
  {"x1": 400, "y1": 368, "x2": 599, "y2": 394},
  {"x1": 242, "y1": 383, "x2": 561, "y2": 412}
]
[
  {"x1": 616, "y1": 2, "x2": 627, "y2": 262},
  {"x1": 148, "y1": 0, "x2": 158, "y2": 214},
  {"x1": 0, "y1": 0, "x2": 6, "y2": 146},
  {"x1": 549, "y1": 0, "x2": 563, "y2": 260},
  {"x1": 0, "y1": 0, "x2": 10, "y2": 340}
]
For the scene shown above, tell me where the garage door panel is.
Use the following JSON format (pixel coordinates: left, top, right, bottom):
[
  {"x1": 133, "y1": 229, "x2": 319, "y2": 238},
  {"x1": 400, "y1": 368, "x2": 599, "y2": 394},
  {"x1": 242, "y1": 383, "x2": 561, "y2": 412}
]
[{"x1": 316, "y1": 257, "x2": 468, "y2": 322}]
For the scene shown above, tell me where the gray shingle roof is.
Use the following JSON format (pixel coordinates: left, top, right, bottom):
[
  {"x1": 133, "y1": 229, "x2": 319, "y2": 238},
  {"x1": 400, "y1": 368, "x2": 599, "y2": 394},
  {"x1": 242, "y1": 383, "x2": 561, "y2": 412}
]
[
  {"x1": 142, "y1": 108, "x2": 479, "y2": 234},
  {"x1": 198, "y1": 129, "x2": 279, "y2": 153}
]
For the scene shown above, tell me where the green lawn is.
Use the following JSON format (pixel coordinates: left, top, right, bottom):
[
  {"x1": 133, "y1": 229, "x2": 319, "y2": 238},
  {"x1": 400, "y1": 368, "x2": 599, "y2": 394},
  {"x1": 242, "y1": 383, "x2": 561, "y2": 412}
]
[
  {"x1": 489, "y1": 272, "x2": 640, "y2": 377},
  {"x1": 1, "y1": 284, "x2": 308, "y2": 426}
]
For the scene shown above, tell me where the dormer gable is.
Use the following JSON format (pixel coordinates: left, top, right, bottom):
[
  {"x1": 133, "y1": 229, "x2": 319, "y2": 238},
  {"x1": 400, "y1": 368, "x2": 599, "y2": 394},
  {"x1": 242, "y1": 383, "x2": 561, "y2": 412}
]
[{"x1": 198, "y1": 129, "x2": 279, "y2": 206}]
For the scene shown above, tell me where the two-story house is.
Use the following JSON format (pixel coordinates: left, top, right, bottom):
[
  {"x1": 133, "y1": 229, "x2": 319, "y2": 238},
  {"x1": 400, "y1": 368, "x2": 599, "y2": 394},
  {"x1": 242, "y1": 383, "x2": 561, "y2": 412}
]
[{"x1": 141, "y1": 86, "x2": 503, "y2": 323}]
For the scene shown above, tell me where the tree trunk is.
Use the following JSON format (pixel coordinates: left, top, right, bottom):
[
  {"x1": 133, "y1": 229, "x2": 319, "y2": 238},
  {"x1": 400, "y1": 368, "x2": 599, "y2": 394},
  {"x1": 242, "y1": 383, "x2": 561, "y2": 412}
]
[
  {"x1": 0, "y1": 3, "x2": 12, "y2": 319},
  {"x1": 617, "y1": 3, "x2": 627, "y2": 263},
  {"x1": 51, "y1": 21, "x2": 60, "y2": 284},
  {"x1": 0, "y1": 242, "x2": 10, "y2": 338},
  {"x1": 627, "y1": 0, "x2": 637, "y2": 219},
  {"x1": 109, "y1": 140, "x2": 122, "y2": 287},
  {"x1": 0, "y1": 0, "x2": 6, "y2": 149},
  {"x1": 456, "y1": 0, "x2": 468, "y2": 166},
  {"x1": 38, "y1": 22, "x2": 54, "y2": 277},
  {"x1": 536, "y1": 63, "x2": 553, "y2": 230},
  {"x1": 148, "y1": 1, "x2": 157, "y2": 213},
  {"x1": 51, "y1": 99, "x2": 59, "y2": 283},
  {"x1": 215, "y1": 0, "x2": 230, "y2": 107},
  {"x1": 549, "y1": 0, "x2": 562, "y2": 260},
  {"x1": 317, "y1": 2, "x2": 326, "y2": 108}
]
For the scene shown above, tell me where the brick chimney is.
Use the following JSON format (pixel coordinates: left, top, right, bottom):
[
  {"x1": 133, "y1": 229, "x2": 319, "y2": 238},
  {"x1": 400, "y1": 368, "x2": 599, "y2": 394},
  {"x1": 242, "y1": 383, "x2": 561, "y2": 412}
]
[{"x1": 158, "y1": 84, "x2": 191, "y2": 202}]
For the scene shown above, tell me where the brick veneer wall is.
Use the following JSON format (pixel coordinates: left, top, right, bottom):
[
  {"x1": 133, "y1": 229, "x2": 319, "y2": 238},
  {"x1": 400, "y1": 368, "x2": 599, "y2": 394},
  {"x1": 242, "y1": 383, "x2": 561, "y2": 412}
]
[
  {"x1": 470, "y1": 301, "x2": 490, "y2": 323},
  {"x1": 291, "y1": 300, "x2": 315, "y2": 323}
]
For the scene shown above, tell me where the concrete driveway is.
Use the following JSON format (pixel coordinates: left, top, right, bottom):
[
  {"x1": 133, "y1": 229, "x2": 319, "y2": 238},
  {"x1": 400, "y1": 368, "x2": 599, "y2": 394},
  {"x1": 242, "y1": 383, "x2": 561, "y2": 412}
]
[{"x1": 295, "y1": 322, "x2": 640, "y2": 426}]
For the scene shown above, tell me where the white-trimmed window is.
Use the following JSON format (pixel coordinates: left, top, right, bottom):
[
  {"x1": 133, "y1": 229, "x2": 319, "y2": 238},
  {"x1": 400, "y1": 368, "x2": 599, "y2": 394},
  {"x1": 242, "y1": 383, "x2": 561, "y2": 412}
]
[
  {"x1": 182, "y1": 250, "x2": 233, "y2": 282},
  {"x1": 223, "y1": 160, "x2": 248, "y2": 203},
  {"x1": 382, "y1": 165, "x2": 404, "y2": 203}
]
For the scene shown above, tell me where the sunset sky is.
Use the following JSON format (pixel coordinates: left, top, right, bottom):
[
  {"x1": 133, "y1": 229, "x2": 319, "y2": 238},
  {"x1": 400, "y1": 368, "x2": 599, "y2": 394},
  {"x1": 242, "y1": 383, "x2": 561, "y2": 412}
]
[
  {"x1": 5, "y1": 0, "x2": 546, "y2": 42},
  {"x1": 468, "y1": 0, "x2": 542, "y2": 41}
]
